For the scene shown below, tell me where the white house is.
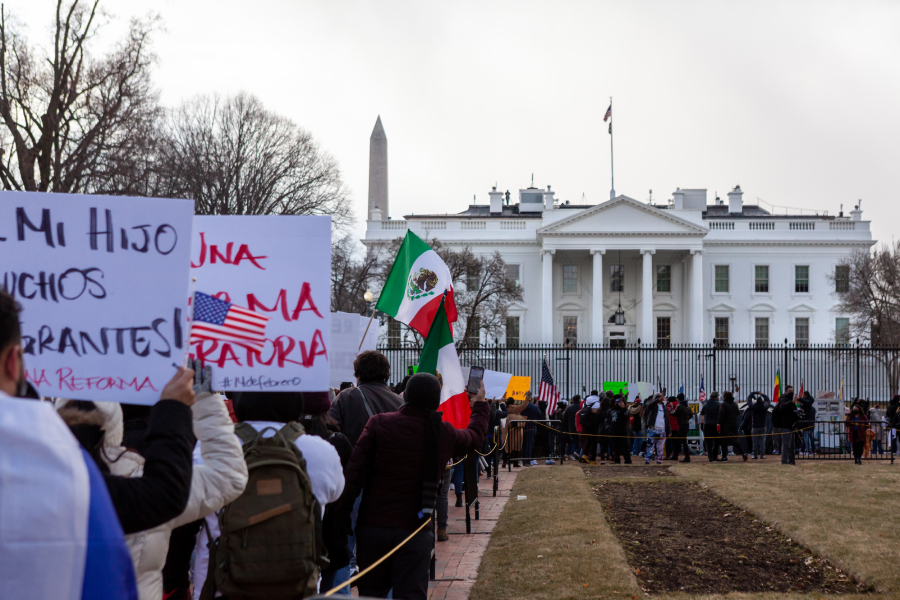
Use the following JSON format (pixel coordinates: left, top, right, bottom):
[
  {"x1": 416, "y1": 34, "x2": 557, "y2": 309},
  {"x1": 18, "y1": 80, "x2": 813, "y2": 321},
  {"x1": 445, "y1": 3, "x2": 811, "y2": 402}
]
[{"x1": 361, "y1": 121, "x2": 874, "y2": 347}]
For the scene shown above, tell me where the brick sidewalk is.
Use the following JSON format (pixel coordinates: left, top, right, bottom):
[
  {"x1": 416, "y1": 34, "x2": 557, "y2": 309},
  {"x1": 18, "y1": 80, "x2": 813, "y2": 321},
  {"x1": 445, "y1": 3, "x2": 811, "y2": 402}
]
[{"x1": 428, "y1": 466, "x2": 521, "y2": 600}]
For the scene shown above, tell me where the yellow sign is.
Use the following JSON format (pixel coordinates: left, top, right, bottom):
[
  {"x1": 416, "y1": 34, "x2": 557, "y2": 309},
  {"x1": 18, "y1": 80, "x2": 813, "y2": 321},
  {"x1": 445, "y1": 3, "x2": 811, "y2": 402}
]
[{"x1": 504, "y1": 376, "x2": 532, "y2": 401}]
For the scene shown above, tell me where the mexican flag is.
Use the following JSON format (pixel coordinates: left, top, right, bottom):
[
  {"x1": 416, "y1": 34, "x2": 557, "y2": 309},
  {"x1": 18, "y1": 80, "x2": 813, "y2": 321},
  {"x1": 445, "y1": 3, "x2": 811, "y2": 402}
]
[
  {"x1": 376, "y1": 230, "x2": 457, "y2": 336},
  {"x1": 772, "y1": 369, "x2": 781, "y2": 403},
  {"x1": 417, "y1": 295, "x2": 470, "y2": 428}
]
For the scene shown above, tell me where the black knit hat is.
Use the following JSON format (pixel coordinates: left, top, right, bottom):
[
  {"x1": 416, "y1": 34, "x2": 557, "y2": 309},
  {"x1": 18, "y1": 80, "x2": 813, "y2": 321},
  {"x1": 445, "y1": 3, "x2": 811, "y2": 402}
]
[{"x1": 405, "y1": 373, "x2": 442, "y2": 411}]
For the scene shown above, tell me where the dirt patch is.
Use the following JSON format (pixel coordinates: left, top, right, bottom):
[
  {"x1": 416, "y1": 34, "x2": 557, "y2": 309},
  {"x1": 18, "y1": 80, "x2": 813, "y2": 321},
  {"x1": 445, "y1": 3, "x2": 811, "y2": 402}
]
[
  {"x1": 582, "y1": 464, "x2": 674, "y2": 478},
  {"x1": 593, "y1": 481, "x2": 870, "y2": 595}
]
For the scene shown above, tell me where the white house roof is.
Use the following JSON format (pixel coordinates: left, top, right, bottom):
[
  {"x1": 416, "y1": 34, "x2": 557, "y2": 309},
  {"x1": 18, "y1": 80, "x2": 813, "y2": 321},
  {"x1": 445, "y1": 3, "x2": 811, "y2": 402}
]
[{"x1": 537, "y1": 195, "x2": 709, "y2": 237}]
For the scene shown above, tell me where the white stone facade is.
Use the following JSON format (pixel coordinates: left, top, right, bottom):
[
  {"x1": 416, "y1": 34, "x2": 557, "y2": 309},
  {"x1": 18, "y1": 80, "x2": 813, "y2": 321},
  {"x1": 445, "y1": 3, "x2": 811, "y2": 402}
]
[{"x1": 363, "y1": 186, "x2": 873, "y2": 346}]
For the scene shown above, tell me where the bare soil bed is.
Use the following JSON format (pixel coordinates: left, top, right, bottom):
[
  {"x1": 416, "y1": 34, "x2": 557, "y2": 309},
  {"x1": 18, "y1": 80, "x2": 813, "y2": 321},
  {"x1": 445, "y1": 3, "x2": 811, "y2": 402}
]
[
  {"x1": 592, "y1": 481, "x2": 871, "y2": 595},
  {"x1": 582, "y1": 464, "x2": 675, "y2": 478}
]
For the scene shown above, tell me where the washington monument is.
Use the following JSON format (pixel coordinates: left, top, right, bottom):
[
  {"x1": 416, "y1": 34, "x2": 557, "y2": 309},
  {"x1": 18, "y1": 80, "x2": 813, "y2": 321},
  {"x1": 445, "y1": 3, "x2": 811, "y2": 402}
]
[{"x1": 368, "y1": 115, "x2": 388, "y2": 219}]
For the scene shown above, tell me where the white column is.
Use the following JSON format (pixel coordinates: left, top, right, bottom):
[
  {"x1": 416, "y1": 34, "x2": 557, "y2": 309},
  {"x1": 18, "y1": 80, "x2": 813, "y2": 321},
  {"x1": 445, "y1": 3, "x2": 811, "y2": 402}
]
[
  {"x1": 641, "y1": 249, "x2": 655, "y2": 345},
  {"x1": 691, "y1": 249, "x2": 704, "y2": 343},
  {"x1": 591, "y1": 250, "x2": 605, "y2": 344},
  {"x1": 541, "y1": 249, "x2": 554, "y2": 343}
]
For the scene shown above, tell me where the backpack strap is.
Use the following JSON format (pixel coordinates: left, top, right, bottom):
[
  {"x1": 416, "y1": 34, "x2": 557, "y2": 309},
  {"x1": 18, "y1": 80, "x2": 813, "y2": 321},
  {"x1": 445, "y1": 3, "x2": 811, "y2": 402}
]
[
  {"x1": 357, "y1": 386, "x2": 375, "y2": 418},
  {"x1": 234, "y1": 422, "x2": 259, "y2": 445},
  {"x1": 279, "y1": 421, "x2": 305, "y2": 444}
]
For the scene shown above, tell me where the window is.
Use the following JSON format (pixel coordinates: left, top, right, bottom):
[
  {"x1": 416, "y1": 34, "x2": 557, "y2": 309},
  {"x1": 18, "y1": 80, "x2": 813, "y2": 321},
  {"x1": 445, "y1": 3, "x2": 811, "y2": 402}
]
[
  {"x1": 714, "y1": 317, "x2": 729, "y2": 347},
  {"x1": 755, "y1": 317, "x2": 769, "y2": 348},
  {"x1": 563, "y1": 265, "x2": 578, "y2": 293},
  {"x1": 656, "y1": 317, "x2": 671, "y2": 348},
  {"x1": 506, "y1": 316, "x2": 520, "y2": 348},
  {"x1": 795, "y1": 265, "x2": 810, "y2": 293},
  {"x1": 387, "y1": 318, "x2": 402, "y2": 348},
  {"x1": 609, "y1": 332, "x2": 626, "y2": 348},
  {"x1": 714, "y1": 265, "x2": 730, "y2": 293},
  {"x1": 754, "y1": 265, "x2": 769, "y2": 293},
  {"x1": 795, "y1": 317, "x2": 810, "y2": 347},
  {"x1": 610, "y1": 265, "x2": 624, "y2": 292},
  {"x1": 563, "y1": 316, "x2": 578, "y2": 347},
  {"x1": 835, "y1": 265, "x2": 850, "y2": 293},
  {"x1": 466, "y1": 266, "x2": 480, "y2": 291},
  {"x1": 656, "y1": 265, "x2": 671, "y2": 293},
  {"x1": 465, "y1": 316, "x2": 481, "y2": 345},
  {"x1": 505, "y1": 264, "x2": 521, "y2": 290},
  {"x1": 835, "y1": 317, "x2": 850, "y2": 346}
]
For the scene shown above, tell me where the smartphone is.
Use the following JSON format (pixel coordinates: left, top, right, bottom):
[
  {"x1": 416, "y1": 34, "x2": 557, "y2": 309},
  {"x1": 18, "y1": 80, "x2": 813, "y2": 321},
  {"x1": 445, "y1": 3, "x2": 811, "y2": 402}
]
[{"x1": 467, "y1": 366, "x2": 485, "y2": 395}]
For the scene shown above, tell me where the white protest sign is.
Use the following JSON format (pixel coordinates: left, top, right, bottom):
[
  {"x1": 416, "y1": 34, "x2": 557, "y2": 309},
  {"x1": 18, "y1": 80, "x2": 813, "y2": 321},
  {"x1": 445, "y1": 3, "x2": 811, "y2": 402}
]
[
  {"x1": 0, "y1": 191, "x2": 194, "y2": 404},
  {"x1": 190, "y1": 216, "x2": 330, "y2": 391},
  {"x1": 460, "y1": 366, "x2": 513, "y2": 399},
  {"x1": 330, "y1": 312, "x2": 360, "y2": 388}
]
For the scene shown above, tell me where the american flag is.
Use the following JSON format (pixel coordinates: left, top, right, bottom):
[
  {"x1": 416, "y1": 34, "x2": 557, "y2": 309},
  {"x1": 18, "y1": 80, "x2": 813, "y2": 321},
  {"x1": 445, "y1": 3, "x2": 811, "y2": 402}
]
[
  {"x1": 603, "y1": 104, "x2": 612, "y2": 122},
  {"x1": 539, "y1": 358, "x2": 560, "y2": 416},
  {"x1": 698, "y1": 374, "x2": 706, "y2": 404},
  {"x1": 190, "y1": 292, "x2": 269, "y2": 353}
]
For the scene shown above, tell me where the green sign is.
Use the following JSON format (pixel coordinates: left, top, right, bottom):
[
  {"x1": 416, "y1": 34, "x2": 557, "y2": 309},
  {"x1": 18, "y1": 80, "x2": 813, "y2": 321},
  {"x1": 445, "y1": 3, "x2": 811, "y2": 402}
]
[{"x1": 602, "y1": 381, "x2": 629, "y2": 397}]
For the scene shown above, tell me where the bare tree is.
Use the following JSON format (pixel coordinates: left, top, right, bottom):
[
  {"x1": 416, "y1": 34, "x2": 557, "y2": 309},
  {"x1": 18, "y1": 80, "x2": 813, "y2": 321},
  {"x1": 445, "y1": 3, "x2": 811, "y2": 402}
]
[
  {"x1": 830, "y1": 243, "x2": 900, "y2": 392},
  {"x1": 0, "y1": 0, "x2": 161, "y2": 193},
  {"x1": 331, "y1": 233, "x2": 381, "y2": 314},
  {"x1": 158, "y1": 93, "x2": 352, "y2": 226}
]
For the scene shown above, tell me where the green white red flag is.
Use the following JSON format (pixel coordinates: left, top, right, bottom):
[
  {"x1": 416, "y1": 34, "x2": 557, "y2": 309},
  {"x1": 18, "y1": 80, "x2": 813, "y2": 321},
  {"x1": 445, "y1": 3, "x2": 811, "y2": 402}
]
[
  {"x1": 375, "y1": 230, "x2": 457, "y2": 336},
  {"x1": 417, "y1": 295, "x2": 470, "y2": 428}
]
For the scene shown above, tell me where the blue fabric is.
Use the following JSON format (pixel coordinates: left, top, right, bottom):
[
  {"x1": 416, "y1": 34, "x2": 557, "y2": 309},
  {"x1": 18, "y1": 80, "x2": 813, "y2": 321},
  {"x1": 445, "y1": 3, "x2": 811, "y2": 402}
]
[{"x1": 79, "y1": 448, "x2": 138, "y2": 600}]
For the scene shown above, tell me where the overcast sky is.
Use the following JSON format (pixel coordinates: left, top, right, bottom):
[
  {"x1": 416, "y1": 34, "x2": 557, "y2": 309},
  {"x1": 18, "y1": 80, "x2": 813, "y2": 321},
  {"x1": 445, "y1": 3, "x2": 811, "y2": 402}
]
[{"x1": 11, "y1": 1, "x2": 900, "y2": 245}]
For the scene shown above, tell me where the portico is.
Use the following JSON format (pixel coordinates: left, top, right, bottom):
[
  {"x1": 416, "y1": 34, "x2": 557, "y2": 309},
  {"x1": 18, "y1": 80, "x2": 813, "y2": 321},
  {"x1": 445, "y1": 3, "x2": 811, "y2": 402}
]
[{"x1": 536, "y1": 196, "x2": 708, "y2": 345}]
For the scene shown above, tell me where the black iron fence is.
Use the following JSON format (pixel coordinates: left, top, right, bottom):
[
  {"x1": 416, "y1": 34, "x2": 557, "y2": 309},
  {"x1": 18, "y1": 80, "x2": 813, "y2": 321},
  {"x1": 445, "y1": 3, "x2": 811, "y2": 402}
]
[{"x1": 379, "y1": 342, "x2": 900, "y2": 405}]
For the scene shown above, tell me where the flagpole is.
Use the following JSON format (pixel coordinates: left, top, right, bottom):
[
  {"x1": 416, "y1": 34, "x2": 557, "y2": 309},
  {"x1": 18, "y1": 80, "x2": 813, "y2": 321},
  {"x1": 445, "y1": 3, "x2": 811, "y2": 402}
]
[
  {"x1": 184, "y1": 277, "x2": 197, "y2": 368},
  {"x1": 359, "y1": 309, "x2": 377, "y2": 353},
  {"x1": 609, "y1": 96, "x2": 615, "y2": 200}
]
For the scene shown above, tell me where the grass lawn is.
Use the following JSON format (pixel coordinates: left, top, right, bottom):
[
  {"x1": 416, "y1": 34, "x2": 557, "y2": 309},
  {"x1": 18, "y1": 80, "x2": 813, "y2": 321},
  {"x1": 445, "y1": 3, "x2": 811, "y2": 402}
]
[
  {"x1": 671, "y1": 461, "x2": 900, "y2": 594},
  {"x1": 470, "y1": 462, "x2": 897, "y2": 599}
]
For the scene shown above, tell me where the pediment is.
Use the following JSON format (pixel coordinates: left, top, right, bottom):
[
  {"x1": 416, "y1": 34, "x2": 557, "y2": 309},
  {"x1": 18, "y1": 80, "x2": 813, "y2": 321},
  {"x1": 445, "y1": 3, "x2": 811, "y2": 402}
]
[
  {"x1": 749, "y1": 302, "x2": 777, "y2": 312},
  {"x1": 709, "y1": 302, "x2": 736, "y2": 313},
  {"x1": 788, "y1": 303, "x2": 816, "y2": 313},
  {"x1": 538, "y1": 196, "x2": 708, "y2": 236}
]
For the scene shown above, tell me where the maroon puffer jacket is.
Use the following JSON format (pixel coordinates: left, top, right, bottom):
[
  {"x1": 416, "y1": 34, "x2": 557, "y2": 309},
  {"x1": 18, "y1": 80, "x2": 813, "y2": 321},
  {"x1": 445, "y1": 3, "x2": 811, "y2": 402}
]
[{"x1": 336, "y1": 402, "x2": 489, "y2": 531}]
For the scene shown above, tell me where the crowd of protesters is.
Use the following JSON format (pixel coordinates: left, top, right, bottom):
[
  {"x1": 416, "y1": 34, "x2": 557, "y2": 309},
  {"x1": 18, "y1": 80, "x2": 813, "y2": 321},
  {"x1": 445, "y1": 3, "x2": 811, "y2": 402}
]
[
  {"x1": 491, "y1": 382, "x2": 900, "y2": 469},
  {"x1": 0, "y1": 287, "x2": 489, "y2": 600}
]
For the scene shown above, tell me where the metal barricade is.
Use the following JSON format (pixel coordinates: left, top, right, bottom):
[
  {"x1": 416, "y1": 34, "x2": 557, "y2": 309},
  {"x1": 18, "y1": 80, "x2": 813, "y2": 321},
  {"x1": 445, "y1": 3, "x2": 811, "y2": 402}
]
[{"x1": 793, "y1": 420, "x2": 895, "y2": 462}]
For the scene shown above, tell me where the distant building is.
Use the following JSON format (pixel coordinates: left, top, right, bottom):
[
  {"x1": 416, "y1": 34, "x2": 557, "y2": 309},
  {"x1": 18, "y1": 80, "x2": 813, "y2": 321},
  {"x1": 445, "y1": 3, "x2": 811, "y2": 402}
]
[{"x1": 362, "y1": 120, "x2": 873, "y2": 346}]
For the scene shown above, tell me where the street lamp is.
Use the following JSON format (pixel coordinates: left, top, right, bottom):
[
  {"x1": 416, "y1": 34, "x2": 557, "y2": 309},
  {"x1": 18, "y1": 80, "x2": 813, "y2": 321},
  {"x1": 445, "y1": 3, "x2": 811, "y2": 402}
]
[{"x1": 364, "y1": 288, "x2": 374, "y2": 316}]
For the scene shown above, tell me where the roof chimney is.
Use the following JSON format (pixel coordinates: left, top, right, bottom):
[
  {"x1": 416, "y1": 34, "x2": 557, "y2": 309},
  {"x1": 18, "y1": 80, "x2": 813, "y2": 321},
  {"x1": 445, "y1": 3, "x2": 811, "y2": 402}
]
[
  {"x1": 369, "y1": 205, "x2": 382, "y2": 221},
  {"x1": 543, "y1": 186, "x2": 556, "y2": 210},
  {"x1": 727, "y1": 185, "x2": 743, "y2": 214},
  {"x1": 851, "y1": 200, "x2": 863, "y2": 221},
  {"x1": 672, "y1": 188, "x2": 684, "y2": 210},
  {"x1": 489, "y1": 186, "x2": 503, "y2": 215}
]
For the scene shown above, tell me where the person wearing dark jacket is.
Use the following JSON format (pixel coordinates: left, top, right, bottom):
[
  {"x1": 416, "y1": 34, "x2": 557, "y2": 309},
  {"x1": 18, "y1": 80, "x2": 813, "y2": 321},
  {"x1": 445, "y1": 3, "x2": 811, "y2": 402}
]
[
  {"x1": 717, "y1": 391, "x2": 747, "y2": 461},
  {"x1": 798, "y1": 391, "x2": 816, "y2": 454},
  {"x1": 520, "y1": 392, "x2": 542, "y2": 465},
  {"x1": 700, "y1": 392, "x2": 722, "y2": 462},
  {"x1": 563, "y1": 395, "x2": 581, "y2": 459},
  {"x1": 664, "y1": 396, "x2": 680, "y2": 459},
  {"x1": 329, "y1": 351, "x2": 403, "y2": 448},
  {"x1": 749, "y1": 393, "x2": 771, "y2": 458},
  {"x1": 596, "y1": 396, "x2": 612, "y2": 461},
  {"x1": 578, "y1": 394, "x2": 601, "y2": 465},
  {"x1": 672, "y1": 394, "x2": 692, "y2": 462},
  {"x1": 846, "y1": 405, "x2": 870, "y2": 465},
  {"x1": 641, "y1": 394, "x2": 671, "y2": 464},
  {"x1": 772, "y1": 392, "x2": 801, "y2": 465},
  {"x1": 334, "y1": 373, "x2": 489, "y2": 600},
  {"x1": 888, "y1": 395, "x2": 900, "y2": 454},
  {"x1": 605, "y1": 396, "x2": 632, "y2": 464}
]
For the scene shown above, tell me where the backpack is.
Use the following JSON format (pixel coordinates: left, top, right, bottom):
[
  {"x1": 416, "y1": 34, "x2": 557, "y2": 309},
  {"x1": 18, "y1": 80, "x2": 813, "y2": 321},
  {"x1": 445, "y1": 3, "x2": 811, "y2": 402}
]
[{"x1": 201, "y1": 422, "x2": 327, "y2": 600}]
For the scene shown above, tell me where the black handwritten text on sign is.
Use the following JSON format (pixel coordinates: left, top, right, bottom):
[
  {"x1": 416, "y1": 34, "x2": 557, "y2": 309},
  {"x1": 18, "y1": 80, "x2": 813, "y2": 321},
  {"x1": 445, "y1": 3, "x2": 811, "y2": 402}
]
[{"x1": 0, "y1": 192, "x2": 195, "y2": 405}]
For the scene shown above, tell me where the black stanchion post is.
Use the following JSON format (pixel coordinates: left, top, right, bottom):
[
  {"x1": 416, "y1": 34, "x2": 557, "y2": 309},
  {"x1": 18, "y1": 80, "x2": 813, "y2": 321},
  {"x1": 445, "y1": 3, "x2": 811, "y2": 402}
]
[
  {"x1": 463, "y1": 453, "x2": 478, "y2": 533},
  {"x1": 430, "y1": 517, "x2": 436, "y2": 580},
  {"x1": 493, "y1": 425, "x2": 499, "y2": 497}
]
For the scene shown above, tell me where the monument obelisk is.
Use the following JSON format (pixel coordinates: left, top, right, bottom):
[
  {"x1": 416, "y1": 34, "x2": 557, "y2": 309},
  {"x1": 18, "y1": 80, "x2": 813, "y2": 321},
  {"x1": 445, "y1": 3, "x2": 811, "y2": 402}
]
[{"x1": 368, "y1": 116, "x2": 388, "y2": 220}]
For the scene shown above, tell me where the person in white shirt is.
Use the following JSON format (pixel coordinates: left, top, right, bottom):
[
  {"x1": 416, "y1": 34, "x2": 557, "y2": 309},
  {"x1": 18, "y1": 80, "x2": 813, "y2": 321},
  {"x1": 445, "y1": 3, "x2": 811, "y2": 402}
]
[{"x1": 193, "y1": 390, "x2": 344, "y2": 599}]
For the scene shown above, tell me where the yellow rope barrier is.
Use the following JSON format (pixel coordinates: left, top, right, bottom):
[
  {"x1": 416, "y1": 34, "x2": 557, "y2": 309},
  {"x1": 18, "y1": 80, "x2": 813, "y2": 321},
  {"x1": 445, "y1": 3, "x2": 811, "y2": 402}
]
[{"x1": 323, "y1": 517, "x2": 433, "y2": 596}]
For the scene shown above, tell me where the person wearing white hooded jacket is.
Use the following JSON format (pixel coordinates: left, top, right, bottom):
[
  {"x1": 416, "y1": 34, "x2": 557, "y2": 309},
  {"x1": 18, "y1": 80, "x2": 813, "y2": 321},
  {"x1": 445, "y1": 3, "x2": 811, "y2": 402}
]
[{"x1": 57, "y1": 362, "x2": 248, "y2": 600}]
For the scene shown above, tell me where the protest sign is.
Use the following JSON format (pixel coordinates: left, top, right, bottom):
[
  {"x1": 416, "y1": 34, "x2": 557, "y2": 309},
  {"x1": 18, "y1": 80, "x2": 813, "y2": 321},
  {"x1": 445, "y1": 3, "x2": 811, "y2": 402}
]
[
  {"x1": 190, "y1": 216, "x2": 331, "y2": 392},
  {"x1": 504, "y1": 376, "x2": 532, "y2": 401},
  {"x1": 1, "y1": 191, "x2": 194, "y2": 404},
  {"x1": 330, "y1": 312, "x2": 360, "y2": 388},
  {"x1": 603, "y1": 381, "x2": 629, "y2": 398}
]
